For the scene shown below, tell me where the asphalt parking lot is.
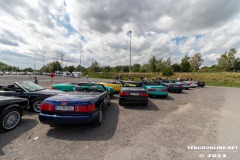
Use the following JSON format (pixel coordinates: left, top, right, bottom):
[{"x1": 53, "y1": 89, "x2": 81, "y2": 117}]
[{"x1": 0, "y1": 75, "x2": 239, "y2": 160}]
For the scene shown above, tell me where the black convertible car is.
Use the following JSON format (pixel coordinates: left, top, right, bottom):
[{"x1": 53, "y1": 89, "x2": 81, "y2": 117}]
[
  {"x1": 119, "y1": 87, "x2": 148, "y2": 106},
  {"x1": 39, "y1": 84, "x2": 110, "y2": 127},
  {"x1": 0, "y1": 81, "x2": 64, "y2": 113},
  {"x1": 0, "y1": 96, "x2": 29, "y2": 132}
]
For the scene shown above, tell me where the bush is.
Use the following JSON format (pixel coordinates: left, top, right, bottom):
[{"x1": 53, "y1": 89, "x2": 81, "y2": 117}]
[{"x1": 162, "y1": 67, "x2": 174, "y2": 76}]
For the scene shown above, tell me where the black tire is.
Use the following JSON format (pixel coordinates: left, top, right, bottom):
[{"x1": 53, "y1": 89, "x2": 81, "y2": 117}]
[
  {"x1": 92, "y1": 107, "x2": 103, "y2": 126},
  {"x1": 143, "y1": 102, "x2": 148, "y2": 106},
  {"x1": 0, "y1": 108, "x2": 21, "y2": 132},
  {"x1": 163, "y1": 95, "x2": 168, "y2": 98},
  {"x1": 32, "y1": 100, "x2": 43, "y2": 113},
  {"x1": 118, "y1": 100, "x2": 124, "y2": 106}
]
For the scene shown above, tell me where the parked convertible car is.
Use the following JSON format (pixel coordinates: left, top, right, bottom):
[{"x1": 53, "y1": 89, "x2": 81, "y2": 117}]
[
  {"x1": 183, "y1": 81, "x2": 198, "y2": 88},
  {"x1": 100, "y1": 82, "x2": 122, "y2": 93},
  {"x1": 162, "y1": 80, "x2": 183, "y2": 93},
  {"x1": 52, "y1": 82, "x2": 114, "y2": 97},
  {"x1": 142, "y1": 82, "x2": 168, "y2": 98},
  {"x1": 119, "y1": 87, "x2": 148, "y2": 106},
  {"x1": 39, "y1": 84, "x2": 110, "y2": 126},
  {"x1": 0, "y1": 81, "x2": 64, "y2": 113},
  {"x1": 0, "y1": 96, "x2": 29, "y2": 132},
  {"x1": 197, "y1": 81, "x2": 205, "y2": 87}
]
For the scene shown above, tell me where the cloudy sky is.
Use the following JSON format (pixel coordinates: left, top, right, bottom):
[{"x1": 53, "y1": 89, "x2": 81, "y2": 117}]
[{"x1": 0, "y1": 0, "x2": 240, "y2": 69}]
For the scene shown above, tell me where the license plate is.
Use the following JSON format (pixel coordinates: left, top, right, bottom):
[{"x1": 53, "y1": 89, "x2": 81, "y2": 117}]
[
  {"x1": 155, "y1": 89, "x2": 162, "y2": 91},
  {"x1": 130, "y1": 93, "x2": 140, "y2": 96},
  {"x1": 173, "y1": 86, "x2": 179, "y2": 87},
  {"x1": 55, "y1": 106, "x2": 74, "y2": 111}
]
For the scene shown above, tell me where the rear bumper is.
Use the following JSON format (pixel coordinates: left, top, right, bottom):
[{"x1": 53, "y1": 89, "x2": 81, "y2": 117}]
[
  {"x1": 168, "y1": 88, "x2": 182, "y2": 92},
  {"x1": 119, "y1": 96, "x2": 148, "y2": 104},
  {"x1": 148, "y1": 92, "x2": 168, "y2": 97},
  {"x1": 190, "y1": 84, "x2": 198, "y2": 88},
  {"x1": 198, "y1": 83, "x2": 205, "y2": 87},
  {"x1": 39, "y1": 111, "x2": 99, "y2": 125}
]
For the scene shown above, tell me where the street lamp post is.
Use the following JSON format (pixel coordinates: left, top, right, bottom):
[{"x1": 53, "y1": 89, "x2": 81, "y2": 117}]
[
  {"x1": 56, "y1": 52, "x2": 59, "y2": 73},
  {"x1": 129, "y1": 30, "x2": 132, "y2": 79},
  {"x1": 79, "y1": 45, "x2": 82, "y2": 72}
]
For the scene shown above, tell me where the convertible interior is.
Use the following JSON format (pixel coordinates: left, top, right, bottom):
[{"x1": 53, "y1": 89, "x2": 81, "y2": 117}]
[{"x1": 75, "y1": 86, "x2": 105, "y2": 93}]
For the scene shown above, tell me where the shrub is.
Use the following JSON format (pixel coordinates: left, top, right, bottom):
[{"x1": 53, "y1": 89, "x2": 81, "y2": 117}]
[{"x1": 162, "y1": 67, "x2": 174, "y2": 76}]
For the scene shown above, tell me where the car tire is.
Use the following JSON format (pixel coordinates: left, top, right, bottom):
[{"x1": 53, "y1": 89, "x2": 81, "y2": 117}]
[
  {"x1": 118, "y1": 100, "x2": 124, "y2": 106},
  {"x1": 92, "y1": 107, "x2": 103, "y2": 126},
  {"x1": 143, "y1": 102, "x2": 148, "y2": 106},
  {"x1": 0, "y1": 108, "x2": 21, "y2": 132},
  {"x1": 32, "y1": 100, "x2": 43, "y2": 113}
]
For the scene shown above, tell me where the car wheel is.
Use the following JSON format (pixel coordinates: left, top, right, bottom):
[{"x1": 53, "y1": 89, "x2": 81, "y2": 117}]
[
  {"x1": 0, "y1": 108, "x2": 21, "y2": 132},
  {"x1": 143, "y1": 102, "x2": 148, "y2": 106},
  {"x1": 118, "y1": 100, "x2": 124, "y2": 106},
  {"x1": 32, "y1": 100, "x2": 43, "y2": 113},
  {"x1": 92, "y1": 107, "x2": 103, "y2": 126}
]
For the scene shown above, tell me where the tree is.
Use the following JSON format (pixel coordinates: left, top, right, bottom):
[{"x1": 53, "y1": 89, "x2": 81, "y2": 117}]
[
  {"x1": 171, "y1": 63, "x2": 181, "y2": 72},
  {"x1": 91, "y1": 61, "x2": 100, "y2": 72},
  {"x1": 121, "y1": 66, "x2": 129, "y2": 72},
  {"x1": 217, "y1": 48, "x2": 237, "y2": 71},
  {"x1": 163, "y1": 57, "x2": 171, "y2": 67},
  {"x1": 189, "y1": 53, "x2": 204, "y2": 72},
  {"x1": 131, "y1": 63, "x2": 141, "y2": 72},
  {"x1": 139, "y1": 64, "x2": 149, "y2": 72},
  {"x1": 148, "y1": 56, "x2": 157, "y2": 72},
  {"x1": 233, "y1": 58, "x2": 240, "y2": 71},
  {"x1": 162, "y1": 67, "x2": 174, "y2": 76},
  {"x1": 101, "y1": 66, "x2": 111, "y2": 72},
  {"x1": 180, "y1": 55, "x2": 191, "y2": 72},
  {"x1": 112, "y1": 66, "x2": 122, "y2": 72}
]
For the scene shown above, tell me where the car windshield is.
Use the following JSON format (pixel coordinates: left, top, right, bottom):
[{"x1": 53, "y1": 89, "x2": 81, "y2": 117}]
[{"x1": 17, "y1": 81, "x2": 44, "y2": 92}]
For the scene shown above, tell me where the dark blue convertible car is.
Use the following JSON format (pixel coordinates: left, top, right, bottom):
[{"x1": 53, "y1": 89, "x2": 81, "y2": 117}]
[{"x1": 39, "y1": 84, "x2": 110, "y2": 127}]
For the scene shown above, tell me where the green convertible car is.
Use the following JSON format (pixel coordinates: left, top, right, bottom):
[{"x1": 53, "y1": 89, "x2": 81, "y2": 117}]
[
  {"x1": 142, "y1": 82, "x2": 168, "y2": 98},
  {"x1": 52, "y1": 82, "x2": 115, "y2": 98}
]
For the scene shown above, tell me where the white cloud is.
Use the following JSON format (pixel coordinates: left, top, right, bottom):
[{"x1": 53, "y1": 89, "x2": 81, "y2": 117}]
[{"x1": 0, "y1": 0, "x2": 240, "y2": 69}]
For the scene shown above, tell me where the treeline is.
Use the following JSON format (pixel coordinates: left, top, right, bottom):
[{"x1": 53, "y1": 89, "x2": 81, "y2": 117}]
[{"x1": 1, "y1": 48, "x2": 240, "y2": 76}]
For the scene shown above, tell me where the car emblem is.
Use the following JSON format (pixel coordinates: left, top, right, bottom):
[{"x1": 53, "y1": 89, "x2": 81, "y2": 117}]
[{"x1": 61, "y1": 102, "x2": 67, "y2": 105}]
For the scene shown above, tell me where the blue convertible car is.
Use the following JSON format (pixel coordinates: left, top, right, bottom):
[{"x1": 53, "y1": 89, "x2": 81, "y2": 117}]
[{"x1": 39, "y1": 84, "x2": 110, "y2": 127}]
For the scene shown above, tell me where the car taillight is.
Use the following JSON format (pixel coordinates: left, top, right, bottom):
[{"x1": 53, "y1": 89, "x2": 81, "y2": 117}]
[
  {"x1": 51, "y1": 86, "x2": 55, "y2": 90},
  {"x1": 178, "y1": 84, "x2": 183, "y2": 88},
  {"x1": 163, "y1": 89, "x2": 168, "y2": 92},
  {"x1": 74, "y1": 104, "x2": 95, "y2": 112},
  {"x1": 148, "y1": 88, "x2": 155, "y2": 92},
  {"x1": 168, "y1": 85, "x2": 173, "y2": 88},
  {"x1": 87, "y1": 104, "x2": 95, "y2": 112},
  {"x1": 140, "y1": 92, "x2": 148, "y2": 97},
  {"x1": 40, "y1": 103, "x2": 54, "y2": 112},
  {"x1": 119, "y1": 91, "x2": 130, "y2": 96}
]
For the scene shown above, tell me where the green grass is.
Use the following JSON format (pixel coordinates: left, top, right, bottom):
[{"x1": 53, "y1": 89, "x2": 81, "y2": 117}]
[{"x1": 88, "y1": 72, "x2": 240, "y2": 87}]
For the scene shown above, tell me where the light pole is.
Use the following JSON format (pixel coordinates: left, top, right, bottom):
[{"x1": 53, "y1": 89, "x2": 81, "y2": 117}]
[
  {"x1": 79, "y1": 45, "x2": 82, "y2": 72},
  {"x1": 129, "y1": 30, "x2": 132, "y2": 79},
  {"x1": 56, "y1": 52, "x2": 59, "y2": 73}
]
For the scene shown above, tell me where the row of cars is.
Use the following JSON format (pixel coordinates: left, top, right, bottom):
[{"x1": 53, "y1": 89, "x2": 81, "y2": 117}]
[
  {"x1": 0, "y1": 71, "x2": 37, "y2": 75},
  {"x1": 0, "y1": 79, "x2": 205, "y2": 132},
  {"x1": 0, "y1": 81, "x2": 110, "y2": 132}
]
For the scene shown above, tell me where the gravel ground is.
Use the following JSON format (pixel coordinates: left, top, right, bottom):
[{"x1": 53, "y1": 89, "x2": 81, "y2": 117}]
[{"x1": 0, "y1": 75, "x2": 239, "y2": 160}]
